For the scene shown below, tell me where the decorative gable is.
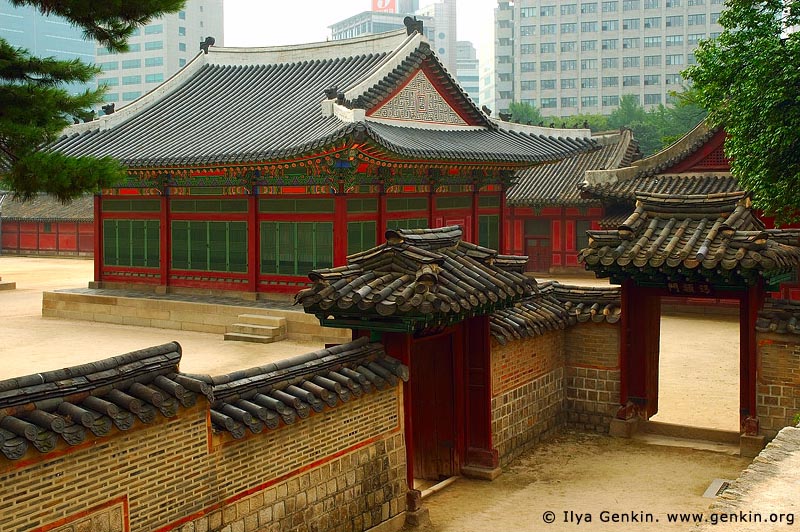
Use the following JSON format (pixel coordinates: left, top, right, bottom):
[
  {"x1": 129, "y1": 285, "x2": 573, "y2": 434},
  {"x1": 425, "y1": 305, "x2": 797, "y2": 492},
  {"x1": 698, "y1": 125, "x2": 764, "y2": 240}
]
[{"x1": 367, "y1": 69, "x2": 469, "y2": 126}]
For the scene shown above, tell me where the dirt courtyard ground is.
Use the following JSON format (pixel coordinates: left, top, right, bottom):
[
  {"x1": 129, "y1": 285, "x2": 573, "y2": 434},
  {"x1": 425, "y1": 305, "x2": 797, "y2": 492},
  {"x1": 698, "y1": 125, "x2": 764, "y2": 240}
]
[{"x1": 419, "y1": 430, "x2": 753, "y2": 532}]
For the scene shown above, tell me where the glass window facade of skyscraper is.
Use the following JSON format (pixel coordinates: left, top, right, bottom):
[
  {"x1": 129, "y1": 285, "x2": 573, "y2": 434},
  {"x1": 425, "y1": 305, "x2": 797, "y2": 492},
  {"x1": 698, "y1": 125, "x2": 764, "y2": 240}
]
[
  {"x1": 493, "y1": 0, "x2": 723, "y2": 116},
  {"x1": 0, "y1": 1, "x2": 96, "y2": 95}
]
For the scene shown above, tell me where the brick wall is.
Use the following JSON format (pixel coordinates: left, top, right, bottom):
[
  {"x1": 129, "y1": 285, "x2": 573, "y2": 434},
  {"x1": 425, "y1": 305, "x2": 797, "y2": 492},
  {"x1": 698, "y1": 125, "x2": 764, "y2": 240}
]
[
  {"x1": 490, "y1": 331, "x2": 566, "y2": 466},
  {"x1": 565, "y1": 322, "x2": 621, "y2": 433},
  {"x1": 756, "y1": 334, "x2": 800, "y2": 439},
  {"x1": 0, "y1": 389, "x2": 406, "y2": 532}
]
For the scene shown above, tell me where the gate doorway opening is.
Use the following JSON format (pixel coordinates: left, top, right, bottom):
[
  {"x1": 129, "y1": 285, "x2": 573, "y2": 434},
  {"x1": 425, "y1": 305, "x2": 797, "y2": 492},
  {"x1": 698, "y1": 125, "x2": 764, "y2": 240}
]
[{"x1": 650, "y1": 307, "x2": 740, "y2": 432}]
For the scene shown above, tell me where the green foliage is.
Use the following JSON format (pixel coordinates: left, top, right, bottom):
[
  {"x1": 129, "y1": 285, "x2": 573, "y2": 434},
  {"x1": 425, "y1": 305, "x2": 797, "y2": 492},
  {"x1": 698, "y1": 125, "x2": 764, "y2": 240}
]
[
  {"x1": 559, "y1": 92, "x2": 706, "y2": 156},
  {"x1": 685, "y1": 0, "x2": 800, "y2": 223},
  {"x1": 508, "y1": 101, "x2": 544, "y2": 125},
  {"x1": 560, "y1": 113, "x2": 609, "y2": 133},
  {"x1": 0, "y1": 0, "x2": 184, "y2": 201}
]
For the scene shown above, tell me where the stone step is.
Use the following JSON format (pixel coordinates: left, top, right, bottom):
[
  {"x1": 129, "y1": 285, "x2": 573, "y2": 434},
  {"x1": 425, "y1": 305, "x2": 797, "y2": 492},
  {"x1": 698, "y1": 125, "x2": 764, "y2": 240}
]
[
  {"x1": 237, "y1": 313, "x2": 286, "y2": 328},
  {"x1": 640, "y1": 420, "x2": 741, "y2": 444},
  {"x1": 229, "y1": 323, "x2": 285, "y2": 337},
  {"x1": 224, "y1": 332, "x2": 282, "y2": 344},
  {"x1": 0, "y1": 280, "x2": 16, "y2": 291}
]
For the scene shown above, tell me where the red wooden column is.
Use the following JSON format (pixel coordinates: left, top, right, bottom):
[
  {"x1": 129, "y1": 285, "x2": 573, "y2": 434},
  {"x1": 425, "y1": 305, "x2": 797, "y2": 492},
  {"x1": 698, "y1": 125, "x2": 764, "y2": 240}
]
[
  {"x1": 377, "y1": 181, "x2": 386, "y2": 241},
  {"x1": 740, "y1": 280, "x2": 763, "y2": 432},
  {"x1": 471, "y1": 182, "x2": 479, "y2": 243},
  {"x1": 333, "y1": 188, "x2": 347, "y2": 266},
  {"x1": 427, "y1": 179, "x2": 435, "y2": 230},
  {"x1": 93, "y1": 194, "x2": 102, "y2": 282},
  {"x1": 159, "y1": 192, "x2": 170, "y2": 289},
  {"x1": 499, "y1": 183, "x2": 507, "y2": 254},
  {"x1": 247, "y1": 190, "x2": 258, "y2": 293}
]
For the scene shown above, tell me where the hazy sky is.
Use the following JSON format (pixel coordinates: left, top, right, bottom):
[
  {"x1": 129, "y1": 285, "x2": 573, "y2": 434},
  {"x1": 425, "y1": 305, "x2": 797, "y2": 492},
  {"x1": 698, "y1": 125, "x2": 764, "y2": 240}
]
[{"x1": 223, "y1": 0, "x2": 496, "y2": 61}]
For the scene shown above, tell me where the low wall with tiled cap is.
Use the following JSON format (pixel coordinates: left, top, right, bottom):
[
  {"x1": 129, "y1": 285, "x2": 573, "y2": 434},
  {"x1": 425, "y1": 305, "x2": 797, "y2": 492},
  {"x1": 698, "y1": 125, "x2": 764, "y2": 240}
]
[
  {"x1": 0, "y1": 341, "x2": 407, "y2": 532},
  {"x1": 0, "y1": 395, "x2": 405, "y2": 532},
  {"x1": 755, "y1": 333, "x2": 800, "y2": 439},
  {"x1": 490, "y1": 331, "x2": 566, "y2": 466},
  {"x1": 564, "y1": 322, "x2": 621, "y2": 433}
]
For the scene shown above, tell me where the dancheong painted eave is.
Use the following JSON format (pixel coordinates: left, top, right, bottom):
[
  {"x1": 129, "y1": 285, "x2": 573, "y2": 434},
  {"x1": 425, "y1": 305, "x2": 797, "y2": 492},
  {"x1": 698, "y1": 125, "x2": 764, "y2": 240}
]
[{"x1": 49, "y1": 29, "x2": 595, "y2": 170}]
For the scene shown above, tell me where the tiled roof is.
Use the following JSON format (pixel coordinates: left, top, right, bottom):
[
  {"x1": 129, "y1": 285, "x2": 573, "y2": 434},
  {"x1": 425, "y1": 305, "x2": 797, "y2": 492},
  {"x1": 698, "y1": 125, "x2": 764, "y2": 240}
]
[
  {"x1": 489, "y1": 281, "x2": 621, "y2": 343},
  {"x1": 580, "y1": 192, "x2": 800, "y2": 283},
  {"x1": 296, "y1": 226, "x2": 534, "y2": 331},
  {"x1": 0, "y1": 343, "x2": 194, "y2": 460},
  {"x1": 50, "y1": 31, "x2": 594, "y2": 169},
  {"x1": 756, "y1": 299, "x2": 800, "y2": 335},
  {"x1": 0, "y1": 193, "x2": 94, "y2": 222},
  {"x1": 579, "y1": 122, "x2": 734, "y2": 204},
  {"x1": 581, "y1": 173, "x2": 740, "y2": 204},
  {"x1": 507, "y1": 129, "x2": 640, "y2": 206},
  {"x1": 363, "y1": 121, "x2": 593, "y2": 164},
  {"x1": 179, "y1": 337, "x2": 407, "y2": 438}
]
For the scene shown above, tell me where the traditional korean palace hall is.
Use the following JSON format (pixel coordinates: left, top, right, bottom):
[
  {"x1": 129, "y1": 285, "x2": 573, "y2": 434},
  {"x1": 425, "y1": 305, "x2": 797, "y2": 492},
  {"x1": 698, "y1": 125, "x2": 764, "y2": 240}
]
[{"x1": 51, "y1": 24, "x2": 593, "y2": 296}]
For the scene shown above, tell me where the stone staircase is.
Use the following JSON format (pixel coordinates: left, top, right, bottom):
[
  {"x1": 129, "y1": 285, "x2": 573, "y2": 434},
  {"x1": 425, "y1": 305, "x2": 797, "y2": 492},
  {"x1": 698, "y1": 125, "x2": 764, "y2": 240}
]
[{"x1": 224, "y1": 314, "x2": 287, "y2": 344}]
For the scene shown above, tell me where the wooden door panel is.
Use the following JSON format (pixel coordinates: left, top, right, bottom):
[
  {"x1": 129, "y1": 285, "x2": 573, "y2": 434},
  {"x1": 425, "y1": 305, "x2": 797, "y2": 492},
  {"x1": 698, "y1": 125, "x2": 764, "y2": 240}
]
[{"x1": 411, "y1": 334, "x2": 456, "y2": 481}]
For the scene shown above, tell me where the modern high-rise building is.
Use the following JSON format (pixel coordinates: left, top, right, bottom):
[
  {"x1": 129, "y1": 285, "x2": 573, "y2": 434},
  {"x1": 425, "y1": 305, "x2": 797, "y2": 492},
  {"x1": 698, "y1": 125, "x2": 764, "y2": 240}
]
[
  {"x1": 329, "y1": 0, "x2": 457, "y2": 74},
  {"x1": 0, "y1": 0, "x2": 96, "y2": 94},
  {"x1": 456, "y1": 41, "x2": 480, "y2": 105},
  {"x1": 493, "y1": 0, "x2": 724, "y2": 116},
  {"x1": 95, "y1": 0, "x2": 223, "y2": 110}
]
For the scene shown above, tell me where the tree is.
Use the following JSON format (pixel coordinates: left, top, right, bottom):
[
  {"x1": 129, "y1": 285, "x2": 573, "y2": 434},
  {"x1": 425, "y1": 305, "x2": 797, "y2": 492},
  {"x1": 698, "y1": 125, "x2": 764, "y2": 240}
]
[
  {"x1": 0, "y1": 0, "x2": 185, "y2": 202},
  {"x1": 508, "y1": 101, "x2": 544, "y2": 126},
  {"x1": 685, "y1": 0, "x2": 800, "y2": 223}
]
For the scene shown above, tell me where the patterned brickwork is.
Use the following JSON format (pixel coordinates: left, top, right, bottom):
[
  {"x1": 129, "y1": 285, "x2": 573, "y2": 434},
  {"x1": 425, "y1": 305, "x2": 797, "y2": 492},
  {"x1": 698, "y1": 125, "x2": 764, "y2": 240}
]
[
  {"x1": 490, "y1": 332, "x2": 566, "y2": 465},
  {"x1": 491, "y1": 331, "x2": 565, "y2": 397},
  {"x1": 565, "y1": 322, "x2": 621, "y2": 433},
  {"x1": 756, "y1": 335, "x2": 800, "y2": 439},
  {"x1": 35, "y1": 499, "x2": 127, "y2": 532},
  {"x1": 0, "y1": 389, "x2": 404, "y2": 532}
]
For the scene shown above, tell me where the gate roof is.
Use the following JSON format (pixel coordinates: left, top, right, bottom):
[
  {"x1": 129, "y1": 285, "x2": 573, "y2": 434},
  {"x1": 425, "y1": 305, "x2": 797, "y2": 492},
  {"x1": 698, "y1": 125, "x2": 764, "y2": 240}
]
[
  {"x1": 296, "y1": 226, "x2": 533, "y2": 332},
  {"x1": 579, "y1": 192, "x2": 800, "y2": 287}
]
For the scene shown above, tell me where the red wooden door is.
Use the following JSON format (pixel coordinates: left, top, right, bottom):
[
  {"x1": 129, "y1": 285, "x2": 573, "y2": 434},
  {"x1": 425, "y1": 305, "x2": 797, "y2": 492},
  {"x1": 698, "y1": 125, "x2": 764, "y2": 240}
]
[
  {"x1": 526, "y1": 237, "x2": 551, "y2": 272},
  {"x1": 410, "y1": 333, "x2": 456, "y2": 481}
]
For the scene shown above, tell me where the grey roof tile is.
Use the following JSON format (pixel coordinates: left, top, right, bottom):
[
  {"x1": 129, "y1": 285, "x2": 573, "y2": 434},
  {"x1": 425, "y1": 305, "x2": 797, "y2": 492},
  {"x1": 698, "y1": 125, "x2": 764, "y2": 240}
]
[
  {"x1": 580, "y1": 192, "x2": 800, "y2": 282},
  {"x1": 296, "y1": 226, "x2": 534, "y2": 328},
  {"x1": 489, "y1": 281, "x2": 621, "y2": 343},
  {"x1": 508, "y1": 130, "x2": 640, "y2": 205},
  {"x1": 0, "y1": 193, "x2": 94, "y2": 222},
  {"x1": 0, "y1": 342, "x2": 193, "y2": 460},
  {"x1": 50, "y1": 31, "x2": 595, "y2": 169},
  {"x1": 179, "y1": 337, "x2": 408, "y2": 438}
]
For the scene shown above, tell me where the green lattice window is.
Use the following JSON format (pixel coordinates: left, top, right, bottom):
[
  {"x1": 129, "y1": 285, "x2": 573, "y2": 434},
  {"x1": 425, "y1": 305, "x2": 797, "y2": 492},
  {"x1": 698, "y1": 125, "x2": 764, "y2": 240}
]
[
  {"x1": 259, "y1": 198, "x2": 334, "y2": 213},
  {"x1": 103, "y1": 199, "x2": 161, "y2": 212},
  {"x1": 103, "y1": 219, "x2": 160, "y2": 267},
  {"x1": 386, "y1": 218, "x2": 428, "y2": 231},
  {"x1": 261, "y1": 222, "x2": 333, "y2": 275},
  {"x1": 171, "y1": 221, "x2": 247, "y2": 272},
  {"x1": 347, "y1": 221, "x2": 377, "y2": 256},
  {"x1": 436, "y1": 196, "x2": 472, "y2": 210},
  {"x1": 346, "y1": 198, "x2": 378, "y2": 213},
  {"x1": 479, "y1": 215, "x2": 500, "y2": 251},
  {"x1": 386, "y1": 197, "x2": 428, "y2": 212},
  {"x1": 478, "y1": 194, "x2": 501, "y2": 208},
  {"x1": 171, "y1": 199, "x2": 248, "y2": 213}
]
